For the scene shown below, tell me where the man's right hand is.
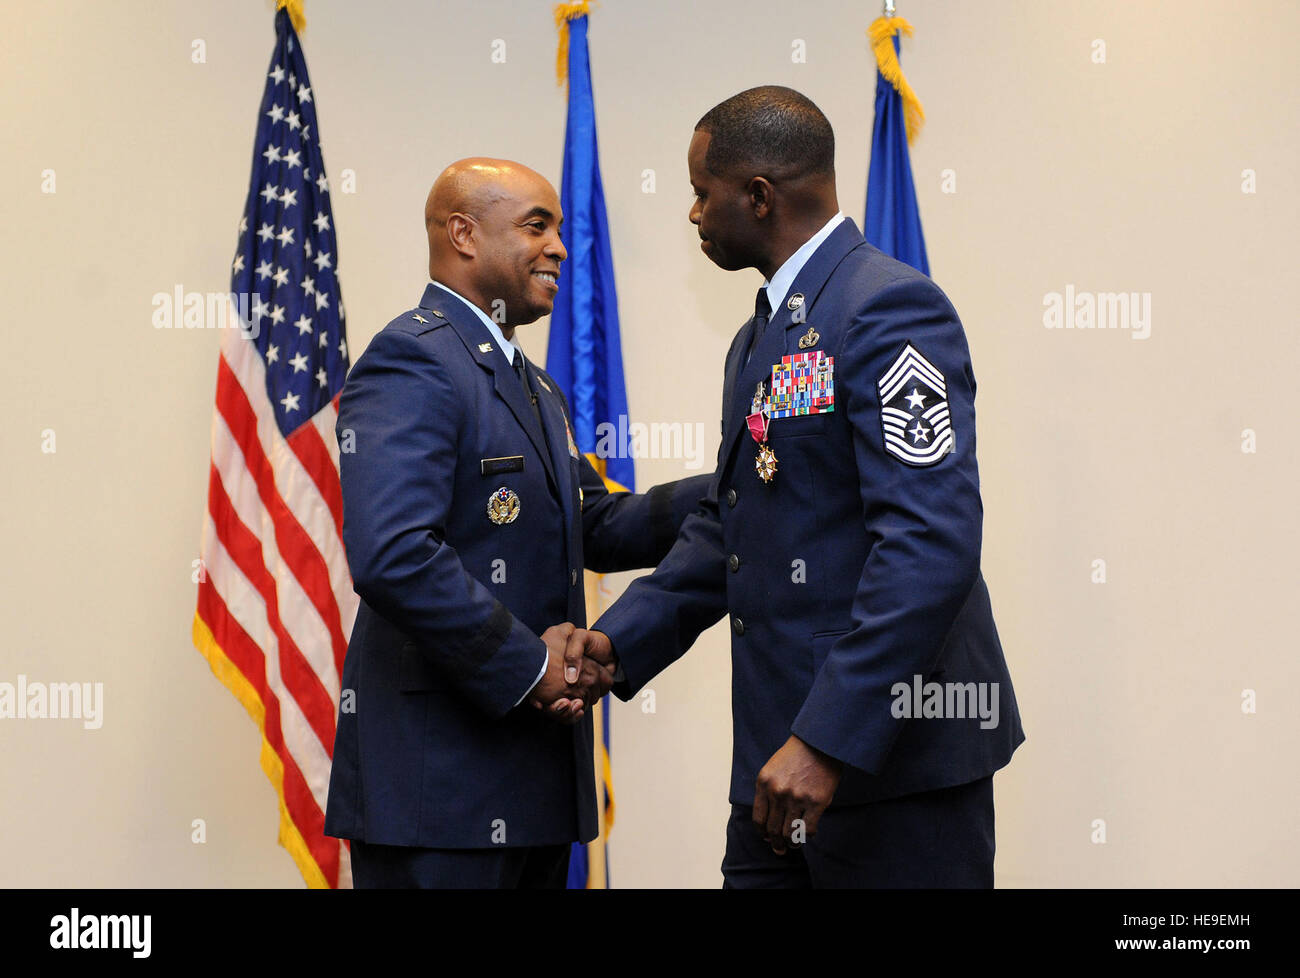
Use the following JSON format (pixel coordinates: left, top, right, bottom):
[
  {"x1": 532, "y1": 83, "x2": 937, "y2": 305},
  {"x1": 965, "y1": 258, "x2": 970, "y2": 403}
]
[
  {"x1": 568, "y1": 628, "x2": 616, "y2": 672},
  {"x1": 528, "y1": 623, "x2": 614, "y2": 724},
  {"x1": 528, "y1": 625, "x2": 618, "y2": 723},
  {"x1": 535, "y1": 628, "x2": 618, "y2": 722}
]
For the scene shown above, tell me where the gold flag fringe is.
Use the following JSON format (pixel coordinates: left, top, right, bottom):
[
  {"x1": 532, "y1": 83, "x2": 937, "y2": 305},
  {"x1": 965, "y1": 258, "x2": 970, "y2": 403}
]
[
  {"x1": 277, "y1": 0, "x2": 306, "y2": 33},
  {"x1": 554, "y1": 1, "x2": 593, "y2": 87},
  {"x1": 868, "y1": 16, "x2": 925, "y2": 145}
]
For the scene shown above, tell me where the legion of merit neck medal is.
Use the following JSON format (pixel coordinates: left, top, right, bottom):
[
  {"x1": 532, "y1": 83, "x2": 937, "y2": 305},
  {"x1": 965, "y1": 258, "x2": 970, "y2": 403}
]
[{"x1": 747, "y1": 381, "x2": 778, "y2": 483}]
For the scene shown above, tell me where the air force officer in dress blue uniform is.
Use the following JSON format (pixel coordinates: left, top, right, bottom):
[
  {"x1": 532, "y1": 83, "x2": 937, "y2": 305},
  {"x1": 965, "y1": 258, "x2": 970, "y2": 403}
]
[
  {"x1": 573, "y1": 88, "x2": 1025, "y2": 887},
  {"x1": 324, "y1": 159, "x2": 709, "y2": 888}
]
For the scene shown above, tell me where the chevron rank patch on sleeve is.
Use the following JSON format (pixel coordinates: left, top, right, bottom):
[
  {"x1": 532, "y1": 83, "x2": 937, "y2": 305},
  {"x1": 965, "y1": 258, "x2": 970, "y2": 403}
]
[{"x1": 877, "y1": 343, "x2": 955, "y2": 466}]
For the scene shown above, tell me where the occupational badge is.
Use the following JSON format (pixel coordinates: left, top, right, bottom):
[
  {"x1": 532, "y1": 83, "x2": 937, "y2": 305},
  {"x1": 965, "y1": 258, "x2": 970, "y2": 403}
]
[
  {"x1": 487, "y1": 486, "x2": 521, "y2": 524},
  {"x1": 745, "y1": 381, "x2": 777, "y2": 484},
  {"x1": 797, "y1": 326, "x2": 820, "y2": 350},
  {"x1": 877, "y1": 343, "x2": 953, "y2": 466},
  {"x1": 768, "y1": 351, "x2": 835, "y2": 418}
]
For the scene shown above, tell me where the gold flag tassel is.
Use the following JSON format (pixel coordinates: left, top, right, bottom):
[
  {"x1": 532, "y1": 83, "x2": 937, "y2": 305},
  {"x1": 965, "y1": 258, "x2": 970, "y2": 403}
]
[
  {"x1": 276, "y1": 0, "x2": 306, "y2": 33},
  {"x1": 868, "y1": 16, "x2": 925, "y2": 144},
  {"x1": 554, "y1": 0, "x2": 593, "y2": 87}
]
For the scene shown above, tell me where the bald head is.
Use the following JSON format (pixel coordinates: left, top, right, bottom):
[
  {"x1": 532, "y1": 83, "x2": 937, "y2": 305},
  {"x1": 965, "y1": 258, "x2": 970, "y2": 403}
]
[
  {"x1": 425, "y1": 158, "x2": 535, "y2": 232},
  {"x1": 424, "y1": 158, "x2": 566, "y2": 330}
]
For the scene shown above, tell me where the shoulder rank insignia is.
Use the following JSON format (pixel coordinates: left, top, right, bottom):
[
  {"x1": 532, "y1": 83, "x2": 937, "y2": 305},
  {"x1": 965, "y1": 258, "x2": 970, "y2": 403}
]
[
  {"x1": 797, "y1": 326, "x2": 820, "y2": 350},
  {"x1": 478, "y1": 342, "x2": 493, "y2": 353},
  {"x1": 877, "y1": 343, "x2": 954, "y2": 466},
  {"x1": 487, "y1": 486, "x2": 521, "y2": 525},
  {"x1": 412, "y1": 313, "x2": 428, "y2": 324}
]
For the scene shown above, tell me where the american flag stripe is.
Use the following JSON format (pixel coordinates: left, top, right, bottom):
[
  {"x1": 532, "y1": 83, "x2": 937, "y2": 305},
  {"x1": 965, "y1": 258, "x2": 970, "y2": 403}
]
[
  {"x1": 307, "y1": 404, "x2": 344, "y2": 479},
  {"x1": 288, "y1": 417, "x2": 346, "y2": 543},
  {"x1": 194, "y1": 7, "x2": 352, "y2": 888},
  {"x1": 204, "y1": 455, "x2": 339, "y2": 748},
  {"x1": 207, "y1": 437, "x2": 341, "y2": 706},
  {"x1": 215, "y1": 356, "x2": 351, "y2": 674},
  {"x1": 193, "y1": 587, "x2": 339, "y2": 886},
  {"x1": 200, "y1": 510, "x2": 335, "y2": 805},
  {"x1": 221, "y1": 323, "x2": 356, "y2": 662}
]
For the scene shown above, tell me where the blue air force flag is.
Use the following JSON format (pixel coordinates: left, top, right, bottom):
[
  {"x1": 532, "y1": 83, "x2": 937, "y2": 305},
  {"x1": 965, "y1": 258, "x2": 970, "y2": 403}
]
[{"x1": 877, "y1": 343, "x2": 953, "y2": 466}]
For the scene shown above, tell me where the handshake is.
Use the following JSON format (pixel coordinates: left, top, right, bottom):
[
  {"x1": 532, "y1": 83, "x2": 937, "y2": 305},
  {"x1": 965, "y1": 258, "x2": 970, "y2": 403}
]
[{"x1": 527, "y1": 623, "x2": 616, "y2": 724}]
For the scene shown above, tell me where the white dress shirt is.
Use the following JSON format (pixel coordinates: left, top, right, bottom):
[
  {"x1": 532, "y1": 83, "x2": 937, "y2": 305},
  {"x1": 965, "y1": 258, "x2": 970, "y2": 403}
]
[
  {"x1": 762, "y1": 212, "x2": 846, "y2": 314},
  {"x1": 429, "y1": 280, "x2": 520, "y2": 368}
]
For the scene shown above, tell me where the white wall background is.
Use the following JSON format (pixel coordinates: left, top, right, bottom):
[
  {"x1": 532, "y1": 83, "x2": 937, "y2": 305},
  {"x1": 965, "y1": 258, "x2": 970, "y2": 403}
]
[{"x1": 1, "y1": 0, "x2": 1296, "y2": 887}]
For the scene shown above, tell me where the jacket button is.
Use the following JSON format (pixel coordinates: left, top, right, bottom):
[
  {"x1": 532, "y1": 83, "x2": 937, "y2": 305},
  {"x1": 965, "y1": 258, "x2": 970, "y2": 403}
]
[
  {"x1": 732, "y1": 616, "x2": 744, "y2": 636},
  {"x1": 570, "y1": 569, "x2": 578, "y2": 586},
  {"x1": 726, "y1": 488, "x2": 737, "y2": 508},
  {"x1": 728, "y1": 554, "x2": 740, "y2": 572}
]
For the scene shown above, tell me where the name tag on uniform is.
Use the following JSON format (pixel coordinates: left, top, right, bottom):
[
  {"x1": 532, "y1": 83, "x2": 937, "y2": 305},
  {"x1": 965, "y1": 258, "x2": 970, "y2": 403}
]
[
  {"x1": 767, "y1": 350, "x2": 835, "y2": 418},
  {"x1": 480, "y1": 455, "x2": 525, "y2": 476}
]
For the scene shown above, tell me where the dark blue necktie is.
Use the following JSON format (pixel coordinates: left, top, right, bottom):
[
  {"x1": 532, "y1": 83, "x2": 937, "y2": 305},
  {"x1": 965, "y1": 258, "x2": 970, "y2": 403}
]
[
  {"x1": 745, "y1": 287, "x2": 771, "y2": 366},
  {"x1": 513, "y1": 347, "x2": 544, "y2": 431}
]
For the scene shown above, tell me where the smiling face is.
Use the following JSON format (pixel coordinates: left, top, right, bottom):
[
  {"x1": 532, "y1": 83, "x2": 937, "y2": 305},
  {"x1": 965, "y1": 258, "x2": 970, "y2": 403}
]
[
  {"x1": 687, "y1": 129, "x2": 762, "y2": 272},
  {"x1": 469, "y1": 169, "x2": 567, "y2": 326}
]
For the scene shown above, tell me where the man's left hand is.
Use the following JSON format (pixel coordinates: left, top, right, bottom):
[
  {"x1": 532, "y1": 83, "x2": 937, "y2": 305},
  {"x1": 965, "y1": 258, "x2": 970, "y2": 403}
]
[{"x1": 752, "y1": 735, "x2": 843, "y2": 854}]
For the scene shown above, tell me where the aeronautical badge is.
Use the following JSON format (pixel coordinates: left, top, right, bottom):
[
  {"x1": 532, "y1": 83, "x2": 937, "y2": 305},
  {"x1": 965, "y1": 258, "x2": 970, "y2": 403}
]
[
  {"x1": 877, "y1": 343, "x2": 954, "y2": 466},
  {"x1": 487, "y1": 486, "x2": 521, "y2": 525}
]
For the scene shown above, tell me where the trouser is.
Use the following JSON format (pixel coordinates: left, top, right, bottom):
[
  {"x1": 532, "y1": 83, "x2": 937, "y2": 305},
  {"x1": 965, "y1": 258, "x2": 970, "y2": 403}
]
[
  {"x1": 349, "y1": 839, "x2": 571, "y2": 889},
  {"x1": 722, "y1": 775, "x2": 996, "y2": 888}
]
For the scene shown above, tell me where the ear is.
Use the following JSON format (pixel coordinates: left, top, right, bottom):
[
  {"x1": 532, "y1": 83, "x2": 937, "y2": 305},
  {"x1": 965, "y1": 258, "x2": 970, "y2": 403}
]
[
  {"x1": 747, "y1": 177, "x2": 775, "y2": 220},
  {"x1": 446, "y1": 212, "x2": 478, "y2": 258}
]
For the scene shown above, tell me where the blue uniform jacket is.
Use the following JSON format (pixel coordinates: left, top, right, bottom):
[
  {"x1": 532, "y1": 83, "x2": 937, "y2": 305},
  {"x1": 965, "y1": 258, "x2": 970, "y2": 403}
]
[
  {"x1": 596, "y1": 219, "x2": 1025, "y2": 806},
  {"x1": 324, "y1": 284, "x2": 710, "y2": 847}
]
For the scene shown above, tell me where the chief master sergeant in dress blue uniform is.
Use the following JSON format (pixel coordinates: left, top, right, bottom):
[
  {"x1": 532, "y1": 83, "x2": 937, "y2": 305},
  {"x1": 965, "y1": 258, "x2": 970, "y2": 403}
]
[
  {"x1": 572, "y1": 88, "x2": 1025, "y2": 887},
  {"x1": 324, "y1": 158, "x2": 710, "y2": 888}
]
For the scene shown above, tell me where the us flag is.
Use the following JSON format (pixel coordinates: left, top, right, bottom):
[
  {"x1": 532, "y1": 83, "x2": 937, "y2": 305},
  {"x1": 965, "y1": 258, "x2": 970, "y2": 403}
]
[{"x1": 192, "y1": 4, "x2": 355, "y2": 889}]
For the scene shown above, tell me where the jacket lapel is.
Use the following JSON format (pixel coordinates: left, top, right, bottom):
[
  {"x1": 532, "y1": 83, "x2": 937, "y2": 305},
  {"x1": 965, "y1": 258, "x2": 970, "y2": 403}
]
[
  {"x1": 418, "y1": 285, "x2": 558, "y2": 491},
  {"x1": 720, "y1": 219, "x2": 866, "y2": 468}
]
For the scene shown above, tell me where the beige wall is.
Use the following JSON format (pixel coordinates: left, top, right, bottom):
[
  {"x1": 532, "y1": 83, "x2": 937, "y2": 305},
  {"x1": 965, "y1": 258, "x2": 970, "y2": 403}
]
[{"x1": 2, "y1": 0, "x2": 1295, "y2": 888}]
